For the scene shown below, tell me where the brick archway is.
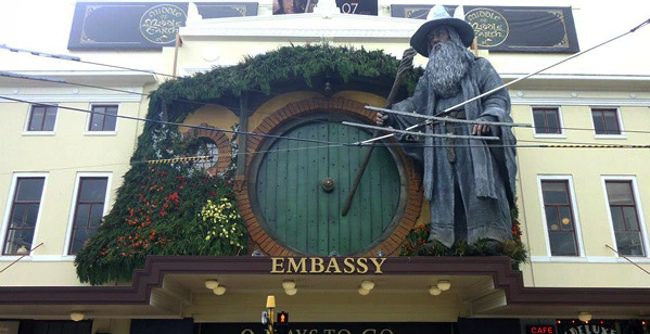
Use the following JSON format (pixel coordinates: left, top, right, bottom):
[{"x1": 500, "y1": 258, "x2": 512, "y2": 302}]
[
  {"x1": 236, "y1": 97, "x2": 422, "y2": 256},
  {"x1": 184, "y1": 123, "x2": 232, "y2": 176}
]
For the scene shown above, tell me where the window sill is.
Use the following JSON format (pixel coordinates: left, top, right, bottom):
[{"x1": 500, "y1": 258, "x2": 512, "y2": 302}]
[
  {"x1": 594, "y1": 134, "x2": 626, "y2": 140},
  {"x1": 531, "y1": 255, "x2": 650, "y2": 263},
  {"x1": 533, "y1": 133, "x2": 566, "y2": 139},
  {"x1": 0, "y1": 255, "x2": 75, "y2": 262},
  {"x1": 83, "y1": 131, "x2": 118, "y2": 136},
  {"x1": 22, "y1": 131, "x2": 56, "y2": 136}
]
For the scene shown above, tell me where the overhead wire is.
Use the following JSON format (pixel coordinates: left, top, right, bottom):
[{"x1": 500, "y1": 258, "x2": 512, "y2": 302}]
[
  {"x1": 0, "y1": 44, "x2": 179, "y2": 79},
  {"x1": 0, "y1": 94, "x2": 345, "y2": 148},
  {"x1": 2, "y1": 93, "x2": 649, "y2": 156},
  {"x1": 4, "y1": 68, "x2": 650, "y2": 138},
  {"x1": 1, "y1": 18, "x2": 649, "y2": 154},
  {"x1": 360, "y1": 17, "x2": 650, "y2": 145}
]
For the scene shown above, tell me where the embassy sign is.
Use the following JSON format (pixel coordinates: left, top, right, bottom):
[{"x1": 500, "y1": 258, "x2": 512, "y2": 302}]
[{"x1": 270, "y1": 257, "x2": 386, "y2": 274}]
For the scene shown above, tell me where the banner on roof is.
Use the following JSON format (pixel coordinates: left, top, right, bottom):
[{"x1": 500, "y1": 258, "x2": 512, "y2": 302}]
[
  {"x1": 68, "y1": 2, "x2": 258, "y2": 50},
  {"x1": 390, "y1": 5, "x2": 579, "y2": 53}
]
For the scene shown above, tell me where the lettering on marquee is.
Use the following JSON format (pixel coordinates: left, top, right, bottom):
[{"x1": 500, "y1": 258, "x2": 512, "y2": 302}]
[{"x1": 270, "y1": 257, "x2": 386, "y2": 274}]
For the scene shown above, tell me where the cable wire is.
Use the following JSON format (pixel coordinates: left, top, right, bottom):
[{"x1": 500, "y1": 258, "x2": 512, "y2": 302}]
[
  {"x1": 0, "y1": 94, "x2": 346, "y2": 148},
  {"x1": 0, "y1": 44, "x2": 179, "y2": 78}
]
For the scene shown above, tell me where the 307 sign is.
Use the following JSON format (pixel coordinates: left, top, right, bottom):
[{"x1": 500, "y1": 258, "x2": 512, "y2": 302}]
[{"x1": 335, "y1": 0, "x2": 377, "y2": 15}]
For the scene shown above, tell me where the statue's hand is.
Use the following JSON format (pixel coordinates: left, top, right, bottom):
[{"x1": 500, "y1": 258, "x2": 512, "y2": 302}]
[
  {"x1": 472, "y1": 115, "x2": 498, "y2": 135},
  {"x1": 375, "y1": 112, "x2": 389, "y2": 126},
  {"x1": 472, "y1": 123, "x2": 491, "y2": 135}
]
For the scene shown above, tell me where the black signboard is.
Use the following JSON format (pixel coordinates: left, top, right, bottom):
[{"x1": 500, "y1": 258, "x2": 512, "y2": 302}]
[
  {"x1": 68, "y1": 2, "x2": 257, "y2": 50},
  {"x1": 197, "y1": 2, "x2": 258, "y2": 18},
  {"x1": 390, "y1": 5, "x2": 579, "y2": 53},
  {"x1": 199, "y1": 322, "x2": 455, "y2": 334},
  {"x1": 336, "y1": 0, "x2": 378, "y2": 16},
  {"x1": 555, "y1": 320, "x2": 648, "y2": 334}
]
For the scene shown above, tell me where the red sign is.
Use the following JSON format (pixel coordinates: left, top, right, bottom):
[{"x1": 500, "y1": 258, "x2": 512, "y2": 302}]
[{"x1": 527, "y1": 325, "x2": 555, "y2": 334}]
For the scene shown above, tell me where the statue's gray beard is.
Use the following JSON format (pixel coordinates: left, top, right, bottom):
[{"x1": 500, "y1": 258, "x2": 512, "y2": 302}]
[{"x1": 425, "y1": 41, "x2": 469, "y2": 98}]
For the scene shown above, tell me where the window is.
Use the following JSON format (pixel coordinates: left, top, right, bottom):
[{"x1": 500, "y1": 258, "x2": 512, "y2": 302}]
[
  {"x1": 191, "y1": 137, "x2": 219, "y2": 172},
  {"x1": 68, "y1": 177, "x2": 108, "y2": 255},
  {"x1": 27, "y1": 105, "x2": 57, "y2": 132},
  {"x1": 88, "y1": 105, "x2": 118, "y2": 132},
  {"x1": 532, "y1": 107, "x2": 561, "y2": 134},
  {"x1": 605, "y1": 180, "x2": 645, "y2": 257},
  {"x1": 592, "y1": 108, "x2": 621, "y2": 135},
  {"x1": 3, "y1": 177, "x2": 45, "y2": 255},
  {"x1": 541, "y1": 180, "x2": 579, "y2": 256}
]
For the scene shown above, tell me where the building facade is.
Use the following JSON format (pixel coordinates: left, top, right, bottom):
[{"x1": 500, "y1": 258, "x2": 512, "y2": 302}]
[{"x1": 1, "y1": 1, "x2": 649, "y2": 334}]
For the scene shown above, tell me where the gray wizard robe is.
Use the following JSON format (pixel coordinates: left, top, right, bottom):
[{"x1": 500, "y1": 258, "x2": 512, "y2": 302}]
[{"x1": 391, "y1": 57, "x2": 517, "y2": 247}]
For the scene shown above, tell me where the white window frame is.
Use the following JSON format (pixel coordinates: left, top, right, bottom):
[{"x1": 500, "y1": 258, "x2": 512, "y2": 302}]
[
  {"x1": 601, "y1": 175, "x2": 649, "y2": 258},
  {"x1": 22, "y1": 103, "x2": 58, "y2": 136},
  {"x1": 537, "y1": 175, "x2": 585, "y2": 258},
  {"x1": 84, "y1": 103, "x2": 119, "y2": 136},
  {"x1": 591, "y1": 106, "x2": 626, "y2": 139},
  {"x1": 0, "y1": 172, "x2": 49, "y2": 259},
  {"x1": 63, "y1": 172, "x2": 112, "y2": 257},
  {"x1": 531, "y1": 105, "x2": 566, "y2": 138}
]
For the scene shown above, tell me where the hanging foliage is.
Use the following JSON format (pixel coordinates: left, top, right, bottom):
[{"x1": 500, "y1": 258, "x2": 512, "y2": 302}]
[{"x1": 400, "y1": 209, "x2": 528, "y2": 269}]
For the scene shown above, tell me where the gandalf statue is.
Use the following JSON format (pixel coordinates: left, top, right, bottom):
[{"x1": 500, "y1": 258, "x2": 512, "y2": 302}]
[{"x1": 377, "y1": 5, "x2": 517, "y2": 249}]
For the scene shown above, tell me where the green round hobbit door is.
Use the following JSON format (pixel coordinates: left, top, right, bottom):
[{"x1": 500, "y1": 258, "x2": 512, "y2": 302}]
[{"x1": 250, "y1": 113, "x2": 407, "y2": 256}]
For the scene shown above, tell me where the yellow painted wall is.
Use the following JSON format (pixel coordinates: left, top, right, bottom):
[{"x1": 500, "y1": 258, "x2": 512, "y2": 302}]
[{"x1": 0, "y1": 99, "x2": 144, "y2": 286}]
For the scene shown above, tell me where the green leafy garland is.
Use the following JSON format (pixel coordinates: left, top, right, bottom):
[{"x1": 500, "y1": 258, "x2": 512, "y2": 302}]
[{"x1": 400, "y1": 208, "x2": 528, "y2": 269}]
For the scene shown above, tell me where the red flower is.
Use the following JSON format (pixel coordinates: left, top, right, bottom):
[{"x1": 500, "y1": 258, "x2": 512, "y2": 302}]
[{"x1": 168, "y1": 192, "x2": 180, "y2": 205}]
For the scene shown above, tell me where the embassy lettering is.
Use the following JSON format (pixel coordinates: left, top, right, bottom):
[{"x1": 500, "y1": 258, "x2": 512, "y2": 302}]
[{"x1": 270, "y1": 257, "x2": 386, "y2": 274}]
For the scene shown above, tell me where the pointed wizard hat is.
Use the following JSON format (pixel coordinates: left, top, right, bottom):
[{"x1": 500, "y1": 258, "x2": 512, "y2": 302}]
[{"x1": 410, "y1": 4, "x2": 475, "y2": 57}]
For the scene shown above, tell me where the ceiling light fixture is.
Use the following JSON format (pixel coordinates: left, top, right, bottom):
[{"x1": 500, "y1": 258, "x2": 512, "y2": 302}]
[{"x1": 69, "y1": 311, "x2": 85, "y2": 322}]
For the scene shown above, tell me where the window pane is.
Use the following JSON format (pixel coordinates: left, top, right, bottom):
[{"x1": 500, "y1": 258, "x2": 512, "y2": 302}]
[
  {"x1": 550, "y1": 232, "x2": 578, "y2": 256},
  {"x1": 542, "y1": 181, "x2": 569, "y2": 204},
  {"x1": 103, "y1": 106, "x2": 117, "y2": 131},
  {"x1": 615, "y1": 231, "x2": 645, "y2": 257},
  {"x1": 558, "y1": 207, "x2": 574, "y2": 230},
  {"x1": 3, "y1": 229, "x2": 35, "y2": 255},
  {"x1": 43, "y1": 107, "x2": 57, "y2": 131},
  {"x1": 69, "y1": 177, "x2": 108, "y2": 255},
  {"x1": 89, "y1": 111, "x2": 105, "y2": 131},
  {"x1": 592, "y1": 111, "x2": 606, "y2": 134},
  {"x1": 70, "y1": 229, "x2": 89, "y2": 255},
  {"x1": 606, "y1": 182, "x2": 634, "y2": 205},
  {"x1": 79, "y1": 178, "x2": 108, "y2": 202},
  {"x1": 533, "y1": 110, "x2": 546, "y2": 133},
  {"x1": 89, "y1": 205, "x2": 104, "y2": 227},
  {"x1": 28, "y1": 107, "x2": 45, "y2": 131},
  {"x1": 545, "y1": 207, "x2": 560, "y2": 230},
  {"x1": 9, "y1": 204, "x2": 28, "y2": 228},
  {"x1": 546, "y1": 111, "x2": 560, "y2": 133},
  {"x1": 610, "y1": 207, "x2": 625, "y2": 231},
  {"x1": 623, "y1": 207, "x2": 640, "y2": 231},
  {"x1": 603, "y1": 111, "x2": 620, "y2": 134},
  {"x1": 16, "y1": 178, "x2": 45, "y2": 201},
  {"x1": 74, "y1": 204, "x2": 91, "y2": 227}
]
